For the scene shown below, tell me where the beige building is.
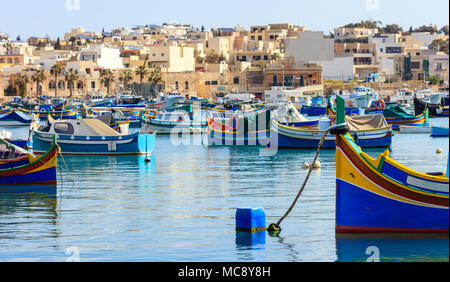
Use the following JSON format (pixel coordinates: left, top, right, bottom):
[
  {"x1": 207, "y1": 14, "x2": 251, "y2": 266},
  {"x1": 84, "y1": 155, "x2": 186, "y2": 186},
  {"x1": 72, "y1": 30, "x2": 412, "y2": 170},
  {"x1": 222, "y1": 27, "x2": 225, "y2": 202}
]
[
  {"x1": 334, "y1": 27, "x2": 379, "y2": 41},
  {"x1": 146, "y1": 43, "x2": 195, "y2": 72}
]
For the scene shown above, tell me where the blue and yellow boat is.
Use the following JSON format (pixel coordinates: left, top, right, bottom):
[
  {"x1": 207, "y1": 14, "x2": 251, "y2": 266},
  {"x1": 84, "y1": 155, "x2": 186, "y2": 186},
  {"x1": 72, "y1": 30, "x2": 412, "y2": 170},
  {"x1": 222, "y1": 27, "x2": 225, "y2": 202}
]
[
  {"x1": 0, "y1": 138, "x2": 58, "y2": 185},
  {"x1": 383, "y1": 105, "x2": 426, "y2": 130},
  {"x1": 334, "y1": 96, "x2": 448, "y2": 234}
]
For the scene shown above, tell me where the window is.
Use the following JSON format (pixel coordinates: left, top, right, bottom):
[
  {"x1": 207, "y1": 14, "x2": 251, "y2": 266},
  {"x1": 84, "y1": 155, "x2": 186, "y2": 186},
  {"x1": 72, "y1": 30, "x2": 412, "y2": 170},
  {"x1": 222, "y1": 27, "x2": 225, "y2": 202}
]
[
  {"x1": 185, "y1": 81, "x2": 189, "y2": 90},
  {"x1": 205, "y1": 81, "x2": 211, "y2": 85},
  {"x1": 437, "y1": 63, "x2": 443, "y2": 70},
  {"x1": 411, "y1": 62, "x2": 421, "y2": 69},
  {"x1": 380, "y1": 48, "x2": 383, "y2": 53},
  {"x1": 211, "y1": 81, "x2": 218, "y2": 85},
  {"x1": 258, "y1": 36, "x2": 262, "y2": 40},
  {"x1": 233, "y1": 77, "x2": 240, "y2": 84},
  {"x1": 263, "y1": 55, "x2": 268, "y2": 60},
  {"x1": 54, "y1": 123, "x2": 74, "y2": 135}
]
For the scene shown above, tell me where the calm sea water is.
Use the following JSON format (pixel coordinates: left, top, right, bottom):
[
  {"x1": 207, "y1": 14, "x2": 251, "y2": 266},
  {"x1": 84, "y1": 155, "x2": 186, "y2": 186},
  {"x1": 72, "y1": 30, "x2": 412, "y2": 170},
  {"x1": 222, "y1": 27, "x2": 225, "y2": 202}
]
[{"x1": 0, "y1": 118, "x2": 449, "y2": 262}]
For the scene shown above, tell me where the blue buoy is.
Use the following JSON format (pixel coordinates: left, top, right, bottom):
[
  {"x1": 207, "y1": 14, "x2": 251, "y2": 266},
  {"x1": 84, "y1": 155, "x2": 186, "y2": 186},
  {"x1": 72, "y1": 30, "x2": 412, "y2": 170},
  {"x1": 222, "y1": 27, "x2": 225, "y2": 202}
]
[{"x1": 235, "y1": 208, "x2": 266, "y2": 233}]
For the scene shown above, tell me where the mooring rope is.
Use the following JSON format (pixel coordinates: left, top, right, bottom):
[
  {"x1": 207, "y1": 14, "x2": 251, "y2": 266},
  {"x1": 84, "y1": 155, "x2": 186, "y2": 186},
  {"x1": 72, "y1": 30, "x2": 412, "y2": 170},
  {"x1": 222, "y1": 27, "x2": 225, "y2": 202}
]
[{"x1": 268, "y1": 130, "x2": 330, "y2": 233}]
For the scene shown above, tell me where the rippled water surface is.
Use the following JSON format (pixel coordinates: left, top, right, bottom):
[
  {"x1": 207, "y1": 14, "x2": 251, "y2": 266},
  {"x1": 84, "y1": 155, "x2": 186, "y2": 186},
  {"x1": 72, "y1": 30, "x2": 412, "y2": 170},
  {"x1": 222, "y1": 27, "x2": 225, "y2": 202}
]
[{"x1": 0, "y1": 118, "x2": 448, "y2": 262}]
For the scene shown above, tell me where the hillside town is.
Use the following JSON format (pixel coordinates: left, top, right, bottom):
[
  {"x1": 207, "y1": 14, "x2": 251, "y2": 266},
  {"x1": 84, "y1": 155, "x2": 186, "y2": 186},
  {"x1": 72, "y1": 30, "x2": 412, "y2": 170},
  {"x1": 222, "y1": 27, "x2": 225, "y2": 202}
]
[{"x1": 0, "y1": 22, "x2": 448, "y2": 102}]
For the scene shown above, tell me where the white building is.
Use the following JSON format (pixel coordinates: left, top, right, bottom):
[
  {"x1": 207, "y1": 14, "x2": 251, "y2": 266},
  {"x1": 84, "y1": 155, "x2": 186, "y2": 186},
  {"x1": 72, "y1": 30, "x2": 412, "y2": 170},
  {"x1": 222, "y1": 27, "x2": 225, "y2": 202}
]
[{"x1": 79, "y1": 45, "x2": 123, "y2": 70}]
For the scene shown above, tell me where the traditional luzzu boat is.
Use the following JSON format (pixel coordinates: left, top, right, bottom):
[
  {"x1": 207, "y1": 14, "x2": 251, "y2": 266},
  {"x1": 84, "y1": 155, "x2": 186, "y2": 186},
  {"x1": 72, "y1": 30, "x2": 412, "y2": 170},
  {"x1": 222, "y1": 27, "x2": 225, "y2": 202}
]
[
  {"x1": 32, "y1": 118, "x2": 156, "y2": 155},
  {"x1": 207, "y1": 109, "x2": 271, "y2": 146},
  {"x1": 383, "y1": 105, "x2": 425, "y2": 130},
  {"x1": 0, "y1": 108, "x2": 12, "y2": 114},
  {"x1": 272, "y1": 113, "x2": 393, "y2": 149},
  {"x1": 0, "y1": 137, "x2": 58, "y2": 185},
  {"x1": 431, "y1": 126, "x2": 449, "y2": 137},
  {"x1": 0, "y1": 110, "x2": 33, "y2": 126},
  {"x1": 142, "y1": 106, "x2": 208, "y2": 134},
  {"x1": 333, "y1": 95, "x2": 449, "y2": 234}
]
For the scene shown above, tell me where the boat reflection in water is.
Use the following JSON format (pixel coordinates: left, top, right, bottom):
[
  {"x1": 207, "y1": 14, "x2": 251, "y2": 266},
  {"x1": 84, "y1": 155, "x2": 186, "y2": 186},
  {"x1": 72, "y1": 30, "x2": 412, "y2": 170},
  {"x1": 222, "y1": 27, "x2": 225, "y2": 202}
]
[{"x1": 335, "y1": 234, "x2": 449, "y2": 262}]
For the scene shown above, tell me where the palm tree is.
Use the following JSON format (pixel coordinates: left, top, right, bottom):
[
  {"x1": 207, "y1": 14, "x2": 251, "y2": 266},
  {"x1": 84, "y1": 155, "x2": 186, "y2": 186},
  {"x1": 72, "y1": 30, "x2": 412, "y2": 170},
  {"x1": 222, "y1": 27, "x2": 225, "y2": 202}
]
[
  {"x1": 14, "y1": 73, "x2": 29, "y2": 98},
  {"x1": 31, "y1": 69, "x2": 47, "y2": 97},
  {"x1": 135, "y1": 65, "x2": 148, "y2": 97},
  {"x1": 148, "y1": 69, "x2": 164, "y2": 98},
  {"x1": 270, "y1": 52, "x2": 280, "y2": 63},
  {"x1": 100, "y1": 69, "x2": 115, "y2": 95},
  {"x1": 50, "y1": 64, "x2": 63, "y2": 97},
  {"x1": 119, "y1": 70, "x2": 133, "y2": 85},
  {"x1": 4, "y1": 41, "x2": 13, "y2": 55},
  {"x1": 64, "y1": 68, "x2": 79, "y2": 98}
]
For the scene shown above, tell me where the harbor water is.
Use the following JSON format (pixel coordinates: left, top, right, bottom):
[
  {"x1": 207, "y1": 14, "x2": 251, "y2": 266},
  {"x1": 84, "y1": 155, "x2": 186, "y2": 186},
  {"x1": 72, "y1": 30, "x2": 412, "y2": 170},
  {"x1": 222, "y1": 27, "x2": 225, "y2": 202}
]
[{"x1": 0, "y1": 118, "x2": 449, "y2": 262}]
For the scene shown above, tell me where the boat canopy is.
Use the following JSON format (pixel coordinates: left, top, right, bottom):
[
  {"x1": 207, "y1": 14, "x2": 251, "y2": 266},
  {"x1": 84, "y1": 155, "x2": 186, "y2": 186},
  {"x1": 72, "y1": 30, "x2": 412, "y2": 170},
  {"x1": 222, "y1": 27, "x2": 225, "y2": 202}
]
[
  {"x1": 345, "y1": 114, "x2": 389, "y2": 131},
  {"x1": 383, "y1": 105, "x2": 414, "y2": 119}
]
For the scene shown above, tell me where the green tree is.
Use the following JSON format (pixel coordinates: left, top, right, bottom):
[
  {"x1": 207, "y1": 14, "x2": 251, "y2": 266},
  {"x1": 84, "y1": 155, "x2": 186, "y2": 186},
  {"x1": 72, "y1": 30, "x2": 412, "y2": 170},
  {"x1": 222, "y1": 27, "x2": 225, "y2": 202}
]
[
  {"x1": 429, "y1": 38, "x2": 449, "y2": 55},
  {"x1": 440, "y1": 25, "x2": 449, "y2": 35},
  {"x1": 31, "y1": 69, "x2": 46, "y2": 97},
  {"x1": 414, "y1": 25, "x2": 438, "y2": 34},
  {"x1": 54, "y1": 37, "x2": 61, "y2": 50},
  {"x1": 426, "y1": 76, "x2": 441, "y2": 85},
  {"x1": 382, "y1": 24, "x2": 403, "y2": 34},
  {"x1": 64, "y1": 68, "x2": 79, "y2": 97},
  {"x1": 119, "y1": 70, "x2": 133, "y2": 85},
  {"x1": 50, "y1": 64, "x2": 63, "y2": 97},
  {"x1": 100, "y1": 69, "x2": 115, "y2": 95},
  {"x1": 135, "y1": 65, "x2": 148, "y2": 97},
  {"x1": 14, "y1": 73, "x2": 29, "y2": 98},
  {"x1": 148, "y1": 69, "x2": 164, "y2": 98}
]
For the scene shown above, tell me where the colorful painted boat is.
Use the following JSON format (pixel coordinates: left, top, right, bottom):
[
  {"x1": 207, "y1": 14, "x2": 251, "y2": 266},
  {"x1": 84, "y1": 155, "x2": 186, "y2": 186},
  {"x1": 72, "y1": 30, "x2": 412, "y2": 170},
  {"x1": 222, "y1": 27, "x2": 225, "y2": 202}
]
[
  {"x1": 206, "y1": 109, "x2": 272, "y2": 146},
  {"x1": 32, "y1": 119, "x2": 156, "y2": 155},
  {"x1": 0, "y1": 138, "x2": 57, "y2": 185},
  {"x1": 0, "y1": 108, "x2": 12, "y2": 114},
  {"x1": 271, "y1": 114, "x2": 393, "y2": 149},
  {"x1": 383, "y1": 105, "x2": 426, "y2": 130},
  {"x1": 143, "y1": 110, "x2": 207, "y2": 134},
  {"x1": 300, "y1": 105, "x2": 360, "y2": 116},
  {"x1": 0, "y1": 110, "x2": 33, "y2": 126},
  {"x1": 21, "y1": 107, "x2": 78, "y2": 120},
  {"x1": 431, "y1": 126, "x2": 449, "y2": 137},
  {"x1": 207, "y1": 118, "x2": 270, "y2": 146},
  {"x1": 334, "y1": 96, "x2": 449, "y2": 234}
]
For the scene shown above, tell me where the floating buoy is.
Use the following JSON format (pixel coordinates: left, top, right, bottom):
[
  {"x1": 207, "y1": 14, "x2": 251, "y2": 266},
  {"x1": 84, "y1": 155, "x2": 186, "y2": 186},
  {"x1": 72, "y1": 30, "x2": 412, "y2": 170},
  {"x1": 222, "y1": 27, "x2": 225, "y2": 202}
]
[
  {"x1": 312, "y1": 161, "x2": 322, "y2": 169},
  {"x1": 145, "y1": 157, "x2": 151, "y2": 163},
  {"x1": 436, "y1": 148, "x2": 443, "y2": 154},
  {"x1": 301, "y1": 162, "x2": 310, "y2": 169},
  {"x1": 236, "y1": 208, "x2": 266, "y2": 233}
]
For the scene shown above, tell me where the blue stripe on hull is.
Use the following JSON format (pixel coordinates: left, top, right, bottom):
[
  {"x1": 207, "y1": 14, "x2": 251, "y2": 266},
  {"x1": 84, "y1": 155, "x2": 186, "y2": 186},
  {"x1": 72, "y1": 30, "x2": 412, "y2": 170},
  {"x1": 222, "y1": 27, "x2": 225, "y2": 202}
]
[
  {"x1": 336, "y1": 179, "x2": 449, "y2": 231},
  {"x1": 276, "y1": 133, "x2": 392, "y2": 148},
  {"x1": 0, "y1": 167, "x2": 56, "y2": 185},
  {"x1": 33, "y1": 134, "x2": 155, "y2": 155}
]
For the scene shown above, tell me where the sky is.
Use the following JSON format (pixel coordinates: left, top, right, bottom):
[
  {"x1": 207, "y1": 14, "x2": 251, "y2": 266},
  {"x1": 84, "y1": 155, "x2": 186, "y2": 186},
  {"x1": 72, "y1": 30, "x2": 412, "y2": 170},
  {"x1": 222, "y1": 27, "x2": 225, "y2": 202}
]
[{"x1": 1, "y1": 0, "x2": 449, "y2": 40}]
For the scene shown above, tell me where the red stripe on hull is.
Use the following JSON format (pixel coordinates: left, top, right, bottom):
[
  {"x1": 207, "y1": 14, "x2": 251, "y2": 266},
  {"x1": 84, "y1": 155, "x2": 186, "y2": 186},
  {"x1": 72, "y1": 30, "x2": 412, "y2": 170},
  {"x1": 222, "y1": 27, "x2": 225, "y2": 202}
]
[{"x1": 337, "y1": 225, "x2": 449, "y2": 234}]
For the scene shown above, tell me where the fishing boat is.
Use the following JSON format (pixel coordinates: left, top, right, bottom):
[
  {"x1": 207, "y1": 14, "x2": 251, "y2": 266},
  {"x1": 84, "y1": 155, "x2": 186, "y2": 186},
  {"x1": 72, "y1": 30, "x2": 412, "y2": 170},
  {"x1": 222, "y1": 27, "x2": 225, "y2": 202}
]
[
  {"x1": 271, "y1": 113, "x2": 393, "y2": 149},
  {"x1": 333, "y1": 95, "x2": 448, "y2": 234},
  {"x1": 399, "y1": 125, "x2": 433, "y2": 134},
  {"x1": 207, "y1": 109, "x2": 272, "y2": 146},
  {"x1": 383, "y1": 105, "x2": 426, "y2": 130},
  {"x1": 142, "y1": 106, "x2": 207, "y2": 134},
  {"x1": 436, "y1": 106, "x2": 449, "y2": 117},
  {"x1": 0, "y1": 137, "x2": 58, "y2": 185},
  {"x1": 0, "y1": 110, "x2": 33, "y2": 126},
  {"x1": 32, "y1": 119, "x2": 156, "y2": 155},
  {"x1": 431, "y1": 126, "x2": 449, "y2": 137}
]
